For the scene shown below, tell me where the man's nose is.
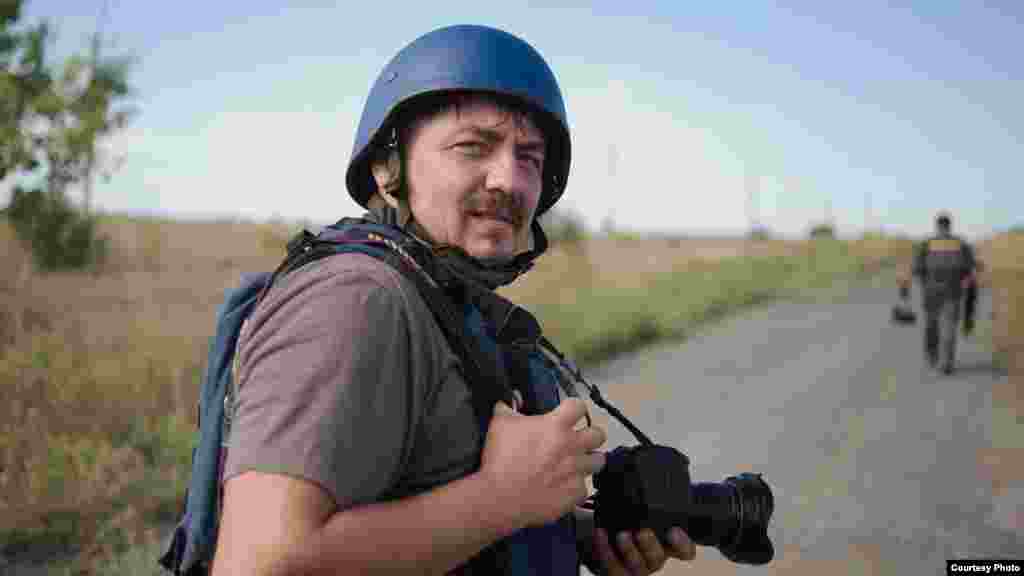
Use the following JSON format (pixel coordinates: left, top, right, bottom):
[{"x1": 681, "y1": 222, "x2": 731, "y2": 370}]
[{"x1": 484, "y1": 147, "x2": 530, "y2": 194}]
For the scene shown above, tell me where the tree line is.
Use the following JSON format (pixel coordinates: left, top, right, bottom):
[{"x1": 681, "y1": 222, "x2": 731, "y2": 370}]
[{"x1": 1, "y1": 0, "x2": 135, "y2": 272}]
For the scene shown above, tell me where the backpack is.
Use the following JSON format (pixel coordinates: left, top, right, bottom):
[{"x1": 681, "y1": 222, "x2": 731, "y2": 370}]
[
  {"x1": 919, "y1": 234, "x2": 972, "y2": 289},
  {"x1": 157, "y1": 217, "x2": 524, "y2": 575}
]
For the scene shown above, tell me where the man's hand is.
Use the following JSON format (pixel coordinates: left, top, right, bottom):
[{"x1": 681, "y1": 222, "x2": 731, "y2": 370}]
[
  {"x1": 592, "y1": 526, "x2": 696, "y2": 575},
  {"x1": 478, "y1": 398, "x2": 607, "y2": 530},
  {"x1": 962, "y1": 272, "x2": 976, "y2": 290}
]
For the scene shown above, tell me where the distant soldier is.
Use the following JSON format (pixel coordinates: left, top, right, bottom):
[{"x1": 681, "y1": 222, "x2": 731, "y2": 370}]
[{"x1": 911, "y1": 212, "x2": 979, "y2": 374}]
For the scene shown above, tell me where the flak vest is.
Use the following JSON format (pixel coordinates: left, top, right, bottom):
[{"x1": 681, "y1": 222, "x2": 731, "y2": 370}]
[{"x1": 460, "y1": 300, "x2": 580, "y2": 575}]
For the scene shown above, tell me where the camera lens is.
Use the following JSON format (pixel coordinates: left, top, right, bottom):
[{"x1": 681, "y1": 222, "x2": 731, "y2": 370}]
[
  {"x1": 687, "y1": 481, "x2": 742, "y2": 548},
  {"x1": 689, "y1": 473, "x2": 774, "y2": 565},
  {"x1": 592, "y1": 446, "x2": 775, "y2": 565}
]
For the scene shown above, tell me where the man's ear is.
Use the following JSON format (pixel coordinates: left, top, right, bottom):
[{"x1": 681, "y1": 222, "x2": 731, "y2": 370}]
[
  {"x1": 370, "y1": 149, "x2": 402, "y2": 204},
  {"x1": 370, "y1": 148, "x2": 416, "y2": 229}
]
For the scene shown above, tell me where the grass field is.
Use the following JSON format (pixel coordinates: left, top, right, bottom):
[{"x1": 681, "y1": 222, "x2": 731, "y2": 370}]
[
  {"x1": 976, "y1": 231, "x2": 1024, "y2": 375},
  {"x1": 1, "y1": 214, "x2": 1014, "y2": 574},
  {"x1": 971, "y1": 230, "x2": 1024, "y2": 524}
]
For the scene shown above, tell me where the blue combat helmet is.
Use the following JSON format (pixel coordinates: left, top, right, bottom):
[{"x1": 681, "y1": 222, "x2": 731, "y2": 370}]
[{"x1": 345, "y1": 24, "x2": 572, "y2": 218}]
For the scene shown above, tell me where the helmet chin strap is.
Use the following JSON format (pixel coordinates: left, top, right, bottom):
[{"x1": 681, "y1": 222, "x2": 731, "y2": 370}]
[{"x1": 367, "y1": 202, "x2": 549, "y2": 290}]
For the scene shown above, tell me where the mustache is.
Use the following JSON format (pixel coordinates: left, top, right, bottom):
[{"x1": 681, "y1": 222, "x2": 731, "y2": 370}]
[{"x1": 462, "y1": 192, "x2": 524, "y2": 226}]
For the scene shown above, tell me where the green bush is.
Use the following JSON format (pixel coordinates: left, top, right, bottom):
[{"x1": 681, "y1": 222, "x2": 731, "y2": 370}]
[
  {"x1": 3, "y1": 186, "x2": 110, "y2": 273},
  {"x1": 540, "y1": 207, "x2": 587, "y2": 244},
  {"x1": 809, "y1": 222, "x2": 836, "y2": 239},
  {"x1": 606, "y1": 229, "x2": 644, "y2": 241},
  {"x1": 747, "y1": 225, "x2": 774, "y2": 241}
]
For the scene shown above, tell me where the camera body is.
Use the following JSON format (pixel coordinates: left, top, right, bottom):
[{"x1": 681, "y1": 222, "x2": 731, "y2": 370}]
[
  {"x1": 592, "y1": 445, "x2": 775, "y2": 565},
  {"x1": 532, "y1": 336, "x2": 777, "y2": 566}
]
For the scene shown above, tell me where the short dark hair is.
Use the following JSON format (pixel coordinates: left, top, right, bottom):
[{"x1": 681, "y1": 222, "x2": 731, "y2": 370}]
[
  {"x1": 367, "y1": 90, "x2": 555, "y2": 201},
  {"x1": 372, "y1": 90, "x2": 550, "y2": 160}
]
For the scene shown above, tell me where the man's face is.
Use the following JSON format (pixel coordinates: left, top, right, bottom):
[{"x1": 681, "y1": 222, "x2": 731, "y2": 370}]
[{"x1": 403, "y1": 96, "x2": 546, "y2": 260}]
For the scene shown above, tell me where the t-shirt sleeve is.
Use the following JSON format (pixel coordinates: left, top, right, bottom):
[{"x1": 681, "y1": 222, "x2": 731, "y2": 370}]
[{"x1": 222, "y1": 256, "x2": 427, "y2": 511}]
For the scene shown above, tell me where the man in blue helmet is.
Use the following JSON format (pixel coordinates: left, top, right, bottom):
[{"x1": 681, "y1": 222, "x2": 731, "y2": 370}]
[
  {"x1": 911, "y1": 211, "x2": 979, "y2": 374},
  {"x1": 210, "y1": 25, "x2": 695, "y2": 575}
]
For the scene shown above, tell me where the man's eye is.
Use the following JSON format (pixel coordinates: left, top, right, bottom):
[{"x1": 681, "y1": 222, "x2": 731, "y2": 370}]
[
  {"x1": 522, "y1": 155, "x2": 543, "y2": 169},
  {"x1": 455, "y1": 142, "x2": 485, "y2": 153}
]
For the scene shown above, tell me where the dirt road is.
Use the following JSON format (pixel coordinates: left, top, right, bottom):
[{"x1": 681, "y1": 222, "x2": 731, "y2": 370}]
[{"x1": 582, "y1": 273, "x2": 1022, "y2": 575}]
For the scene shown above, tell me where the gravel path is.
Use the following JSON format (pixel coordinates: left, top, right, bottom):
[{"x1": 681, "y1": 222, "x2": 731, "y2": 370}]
[{"x1": 582, "y1": 273, "x2": 1021, "y2": 575}]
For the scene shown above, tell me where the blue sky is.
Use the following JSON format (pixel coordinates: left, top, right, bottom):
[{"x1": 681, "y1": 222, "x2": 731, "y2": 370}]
[{"x1": 5, "y1": 0, "x2": 1021, "y2": 240}]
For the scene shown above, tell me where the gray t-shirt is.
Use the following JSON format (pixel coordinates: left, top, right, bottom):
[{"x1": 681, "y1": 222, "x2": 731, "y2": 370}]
[{"x1": 222, "y1": 252, "x2": 482, "y2": 509}]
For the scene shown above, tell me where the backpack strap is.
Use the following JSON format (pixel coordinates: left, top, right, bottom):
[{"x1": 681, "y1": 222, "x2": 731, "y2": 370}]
[
  {"x1": 160, "y1": 220, "x2": 520, "y2": 576},
  {"x1": 269, "y1": 221, "x2": 518, "y2": 572},
  {"x1": 272, "y1": 221, "x2": 518, "y2": 433}
]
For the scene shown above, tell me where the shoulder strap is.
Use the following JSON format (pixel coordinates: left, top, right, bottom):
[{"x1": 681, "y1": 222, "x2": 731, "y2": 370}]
[
  {"x1": 271, "y1": 222, "x2": 517, "y2": 573},
  {"x1": 160, "y1": 221, "x2": 520, "y2": 576},
  {"x1": 269, "y1": 221, "x2": 517, "y2": 438}
]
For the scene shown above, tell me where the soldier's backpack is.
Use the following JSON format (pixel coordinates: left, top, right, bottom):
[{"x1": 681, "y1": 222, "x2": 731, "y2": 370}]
[
  {"x1": 157, "y1": 217, "x2": 521, "y2": 575},
  {"x1": 921, "y1": 236, "x2": 970, "y2": 288}
]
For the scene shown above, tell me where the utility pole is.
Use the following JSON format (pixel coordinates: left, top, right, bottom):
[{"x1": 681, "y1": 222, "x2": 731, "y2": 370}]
[
  {"x1": 608, "y1": 142, "x2": 617, "y2": 180},
  {"x1": 745, "y1": 169, "x2": 759, "y2": 236},
  {"x1": 864, "y1": 187, "x2": 872, "y2": 236},
  {"x1": 604, "y1": 143, "x2": 618, "y2": 235}
]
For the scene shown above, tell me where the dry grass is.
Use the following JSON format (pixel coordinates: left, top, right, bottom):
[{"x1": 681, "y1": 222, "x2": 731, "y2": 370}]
[
  {"x1": 501, "y1": 235, "x2": 910, "y2": 365},
  {"x1": 972, "y1": 231, "x2": 1024, "y2": 507},
  {"x1": 0, "y1": 217, "x2": 911, "y2": 572},
  {"x1": 977, "y1": 232, "x2": 1024, "y2": 376},
  {"x1": 502, "y1": 234, "x2": 906, "y2": 307},
  {"x1": 0, "y1": 215, "x2": 302, "y2": 567}
]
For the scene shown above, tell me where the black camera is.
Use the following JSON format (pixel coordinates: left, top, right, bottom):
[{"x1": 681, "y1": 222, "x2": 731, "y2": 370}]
[
  {"x1": 536, "y1": 337, "x2": 777, "y2": 566},
  {"x1": 589, "y1": 445, "x2": 774, "y2": 565}
]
